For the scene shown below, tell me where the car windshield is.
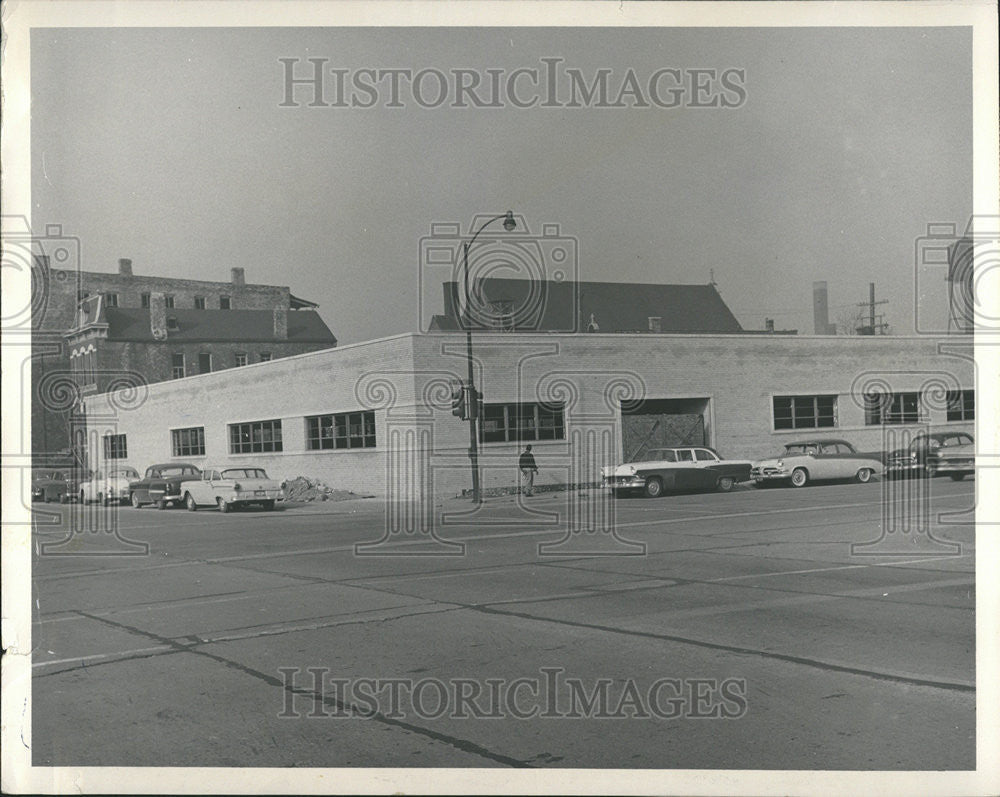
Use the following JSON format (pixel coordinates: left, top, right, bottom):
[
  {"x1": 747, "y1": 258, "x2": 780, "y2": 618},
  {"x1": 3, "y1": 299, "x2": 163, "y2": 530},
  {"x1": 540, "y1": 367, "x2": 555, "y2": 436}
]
[
  {"x1": 783, "y1": 445, "x2": 818, "y2": 456},
  {"x1": 159, "y1": 466, "x2": 199, "y2": 478},
  {"x1": 110, "y1": 468, "x2": 139, "y2": 479},
  {"x1": 222, "y1": 468, "x2": 269, "y2": 479}
]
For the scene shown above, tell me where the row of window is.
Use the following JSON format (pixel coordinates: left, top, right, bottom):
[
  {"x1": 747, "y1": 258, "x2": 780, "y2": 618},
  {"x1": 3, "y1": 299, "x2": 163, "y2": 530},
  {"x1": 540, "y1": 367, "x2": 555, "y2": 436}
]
[
  {"x1": 171, "y1": 351, "x2": 272, "y2": 379},
  {"x1": 99, "y1": 391, "x2": 974, "y2": 461},
  {"x1": 775, "y1": 390, "x2": 974, "y2": 430},
  {"x1": 123, "y1": 293, "x2": 233, "y2": 310}
]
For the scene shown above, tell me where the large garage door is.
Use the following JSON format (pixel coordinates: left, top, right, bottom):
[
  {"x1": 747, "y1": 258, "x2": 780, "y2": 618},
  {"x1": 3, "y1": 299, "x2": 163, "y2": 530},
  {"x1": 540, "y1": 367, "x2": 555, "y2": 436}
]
[{"x1": 620, "y1": 397, "x2": 710, "y2": 462}]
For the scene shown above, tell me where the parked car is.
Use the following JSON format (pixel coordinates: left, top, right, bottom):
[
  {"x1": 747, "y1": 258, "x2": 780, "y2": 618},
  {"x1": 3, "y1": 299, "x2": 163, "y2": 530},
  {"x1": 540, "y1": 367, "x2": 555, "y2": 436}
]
[
  {"x1": 751, "y1": 439, "x2": 882, "y2": 488},
  {"x1": 129, "y1": 463, "x2": 202, "y2": 509},
  {"x1": 885, "y1": 431, "x2": 974, "y2": 479},
  {"x1": 927, "y1": 436, "x2": 975, "y2": 481},
  {"x1": 180, "y1": 466, "x2": 282, "y2": 512},
  {"x1": 32, "y1": 468, "x2": 87, "y2": 503},
  {"x1": 79, "y1": 466, "x2": 141, "y2": 505},
  {"x1": 601, "y1": 446, "x2": 752, "y2": 498}
]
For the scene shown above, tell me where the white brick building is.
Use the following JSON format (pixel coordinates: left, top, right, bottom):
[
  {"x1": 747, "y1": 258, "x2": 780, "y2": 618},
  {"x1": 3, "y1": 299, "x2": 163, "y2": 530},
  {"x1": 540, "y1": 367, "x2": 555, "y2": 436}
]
[{"x1": 82, "y1": 332, "x2": 975, "y2": 499}]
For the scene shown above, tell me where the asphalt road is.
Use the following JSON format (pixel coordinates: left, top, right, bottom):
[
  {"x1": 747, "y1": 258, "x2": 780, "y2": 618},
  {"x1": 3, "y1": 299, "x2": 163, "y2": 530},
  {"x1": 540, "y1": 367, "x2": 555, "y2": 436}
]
[{"x1": 30, "y1": 476, "x2": 976, "y2": 769}]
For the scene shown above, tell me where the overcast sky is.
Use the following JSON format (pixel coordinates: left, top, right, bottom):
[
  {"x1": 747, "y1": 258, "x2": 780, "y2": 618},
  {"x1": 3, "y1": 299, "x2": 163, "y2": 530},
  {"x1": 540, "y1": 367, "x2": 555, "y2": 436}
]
[{"x1": 31, "y1": 26, "x2": 971, "y2": 342}]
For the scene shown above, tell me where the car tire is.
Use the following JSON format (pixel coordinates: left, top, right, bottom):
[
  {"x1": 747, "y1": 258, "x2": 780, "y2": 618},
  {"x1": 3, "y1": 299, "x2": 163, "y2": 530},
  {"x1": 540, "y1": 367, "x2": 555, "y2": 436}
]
[
  {"x1": 185, "y1": 493, "x2": 198, "y2": 512},
  {"x1": 855, "y1": 468, "x2": 874, "y2": 484},
  {"x1": 716, "y1": 476, "x2": 735, "y2": 492},
  {"x1": 790, "y1": 468, "x2": 809, "y2": 488},
  {"x1": 949, "y1": 473, "x2": 966, "y2": 481},
  {"x1": 156, "y1": 499, "x2": 167, "y2": 510},
  {"x1": 218, "y1": 497, "x2": 230, "y2": 513},
  {"x1": 131, "y1": 493, "x2": 142, "y2": 509},
  {"x1": 644, "y1": 477, "x2": 664, "y2": 498}
]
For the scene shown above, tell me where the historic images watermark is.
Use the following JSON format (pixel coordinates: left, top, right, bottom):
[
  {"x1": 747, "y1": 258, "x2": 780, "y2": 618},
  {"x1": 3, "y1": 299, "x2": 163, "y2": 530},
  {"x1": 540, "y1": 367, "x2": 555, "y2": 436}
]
[
  {"x1": 278, "y1": 667, "x2": 748, "y2": 721},
  {"x1": 279, "y1": 58, "x2": 747, "y2": 110},
  {"x1": 1, "y1": 216, "x2": 151, "y2": 554}
]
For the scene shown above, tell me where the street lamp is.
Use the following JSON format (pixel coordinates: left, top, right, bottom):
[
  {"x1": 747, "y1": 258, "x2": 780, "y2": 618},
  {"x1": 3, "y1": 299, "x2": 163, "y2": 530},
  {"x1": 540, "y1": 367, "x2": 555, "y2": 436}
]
[{"x1": 463, "y1": 211, "x2": 516, "y2": 503}]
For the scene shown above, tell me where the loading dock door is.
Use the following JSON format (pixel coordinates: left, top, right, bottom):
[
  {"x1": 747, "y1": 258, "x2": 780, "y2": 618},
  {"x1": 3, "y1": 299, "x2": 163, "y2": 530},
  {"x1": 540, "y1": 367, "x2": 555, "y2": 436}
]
[{"x1": 620, "y1": 398, "x2": 710, "y2": 462}]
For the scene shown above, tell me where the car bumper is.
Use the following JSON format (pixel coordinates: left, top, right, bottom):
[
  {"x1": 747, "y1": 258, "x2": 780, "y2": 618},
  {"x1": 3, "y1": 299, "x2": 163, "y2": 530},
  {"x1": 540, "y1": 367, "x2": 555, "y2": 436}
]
[
  {"x1": 885, "y1": 461, "x2": 923, "y2": 475},
  {"x1": 750, "y1": 468, "x2": 791, "y2": 482},
  {"x1": 602, "y1": 476, "x2": 645, "y2": 490},
  {"x1": 229, "y1": 490, "x2": 282, "y2": 504},
  {"x1": 931, "y1": 459, "x2": 974, "y2": 474}
]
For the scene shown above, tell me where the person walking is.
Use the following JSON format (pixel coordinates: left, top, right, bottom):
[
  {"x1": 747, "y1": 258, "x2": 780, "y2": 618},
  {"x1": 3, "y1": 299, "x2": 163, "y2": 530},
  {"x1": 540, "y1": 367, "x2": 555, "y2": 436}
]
[{"x1": 518, "y1": 444, "x2": 538, "y2": 496}]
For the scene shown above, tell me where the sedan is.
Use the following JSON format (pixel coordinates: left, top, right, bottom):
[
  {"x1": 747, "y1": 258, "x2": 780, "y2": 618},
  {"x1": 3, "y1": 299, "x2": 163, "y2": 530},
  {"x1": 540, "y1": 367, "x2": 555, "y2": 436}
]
[
  {"x1": 601, "y1": 446, "x2": 752, "y2": 498},
  {"x1": 751, "y1": 439, "x2": 882, "y2": 488},
  {"x1": 80, "y1": 466, "x2": 140, "y2": 505},
  {"x1": 129, "y1": 463, "x2": 202, "y2": 509},
  {"x1": 181, "y1": 466, "x2": 282, "y2": 512}
]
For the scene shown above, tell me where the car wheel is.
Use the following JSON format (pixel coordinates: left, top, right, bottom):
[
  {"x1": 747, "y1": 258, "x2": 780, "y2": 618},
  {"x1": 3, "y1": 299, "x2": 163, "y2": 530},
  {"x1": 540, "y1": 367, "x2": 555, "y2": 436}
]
[
  {"x1": 217, "y1": 497, "x2": 230, "y2": 513},
  {"x1": 790, "y1": 468, "x2": 809, "y2": 488},
  {"x1": 855, "y1": 468, "x2": 874, "y2": 484},
  {"x1": 185, "y1": 493, "x2": 198, "y2": 512},
  {"x1": 644, "y1": 477, "x2": 664, "y2": 498},
  {"x1": 156, "y1": 499, "x2": 167, "y2": 510},
  {"x1": 131, "y1": 493, "x2": 142, "y2": 509},
  {"x1": 924, "y1": 463, "x2": 938, "y2": 478},
  {"x1": 949, "y1": 473, "x2": 966, "y2": 481},
  {"x1": 716, "y1": 476, "x2": 735, "y2": 492}
]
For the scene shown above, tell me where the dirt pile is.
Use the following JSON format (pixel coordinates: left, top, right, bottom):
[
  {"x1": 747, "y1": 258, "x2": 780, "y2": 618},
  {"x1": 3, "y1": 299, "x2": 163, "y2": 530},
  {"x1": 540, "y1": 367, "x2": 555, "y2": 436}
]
[{"x1": 281, "y1": 476, "x2": 372, "y2": 502}]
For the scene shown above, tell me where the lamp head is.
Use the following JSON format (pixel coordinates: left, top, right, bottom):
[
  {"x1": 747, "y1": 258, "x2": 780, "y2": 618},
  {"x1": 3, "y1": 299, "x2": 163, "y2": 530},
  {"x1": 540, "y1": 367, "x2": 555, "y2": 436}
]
[{"x1": 503, "y1": 211, "x2": 516, "y2": 232}]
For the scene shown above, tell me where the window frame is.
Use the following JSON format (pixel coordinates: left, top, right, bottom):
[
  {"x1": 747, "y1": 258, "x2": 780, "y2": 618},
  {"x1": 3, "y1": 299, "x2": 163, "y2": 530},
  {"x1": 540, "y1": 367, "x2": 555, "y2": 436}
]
[
  {"x1": 235, "y1": 352, "x2": 248, "y2": 367},
  {"x1": 305, "y1": 411, "x2": 377, "y2": 450},
  {"x1": 946, "y1": 389, "x2": 974, "y2": 422},
  {"x1": 772, "y1": 394, "x2": 838, "y2": 431},
  {"x1": 479, "y1": 402, "x2": 566, "y2": 444},
  {"x1": 103, "y1": 433, "x2": 128, "y2": 460},
  {"x1": 171, "y1": 426, "x2": 206, "y2": 457},
  {"x1": 171, "y1": 352, "x2": 185, "y2": 379},
  {"x1": 228, "y1": 419, "x2": 284, "y2": 454},
  {"x1": 194, "y1": 296, "x2": 206, "y2": 310},
  {"x1": 864, "y1": 391, "x2": 921, "y2": 425}
]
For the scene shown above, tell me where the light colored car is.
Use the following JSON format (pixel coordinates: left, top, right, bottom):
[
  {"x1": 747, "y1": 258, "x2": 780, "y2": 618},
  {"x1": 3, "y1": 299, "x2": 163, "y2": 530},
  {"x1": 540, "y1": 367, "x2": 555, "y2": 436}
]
[
  {"x1": 80, "y1": 466, "x2": 140, "y2": 505},
  {"x1": 751, "y1": 438, "x2": 882, "y2": 488},
  {"x1": 601, "y1": 446, "x2": 753, "y2": 498},
  {"x1": 181, "y1": 466, "x2": 282, "y2": 512}
]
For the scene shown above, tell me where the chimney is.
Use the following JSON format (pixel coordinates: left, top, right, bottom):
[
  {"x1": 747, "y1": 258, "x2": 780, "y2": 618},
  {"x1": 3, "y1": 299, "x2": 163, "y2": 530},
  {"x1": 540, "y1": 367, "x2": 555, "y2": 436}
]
[
  {"x1": 765, "y1": 318, "x2": 775, "y2": 333},
  {"x1": 813, "y1": 281, "x2": 831, "y2": 335},
  {"x1": 231, "y1": 267, "x2": 245, "y2": 287},
  {"x1": 273, "y1": 305, "x2": 288, "y2": 339},
  {"x1": 118, "y1": 258, "x2": 133, "y2": 276},
  {"x1": 150, "y1": 293, "x2": 167, "y2": 340}
]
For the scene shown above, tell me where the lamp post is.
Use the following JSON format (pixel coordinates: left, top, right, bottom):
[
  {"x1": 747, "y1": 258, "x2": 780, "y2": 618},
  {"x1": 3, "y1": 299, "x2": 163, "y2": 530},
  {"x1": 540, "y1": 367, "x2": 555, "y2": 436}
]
[{"x1": 462, "y1": 210, "x2": 517, "y2": 503}]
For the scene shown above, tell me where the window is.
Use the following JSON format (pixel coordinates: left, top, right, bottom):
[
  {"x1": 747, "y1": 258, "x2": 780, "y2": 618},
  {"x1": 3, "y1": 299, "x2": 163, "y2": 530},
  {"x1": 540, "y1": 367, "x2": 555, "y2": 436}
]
[
  {"x1": 773, "y1": 395, "x2": 837, "y2": 430},
  {"x1": 259, "y1": 352, "x2": 272, "y2": 362},
  {"x1": 480, "y1": 402, "x2": 565, "y2": 443},
  {"x1": 648, "y1": 317, "x2": 662, "y2": 333},
  {"x1": 171, "y1": 427, "x2": 206, "y2": 457},
  {"x1": 676, "y1": 449, "x2": 694, "y2": 462},
  {"x1": 946, "y1": 389, "x2": 974, "y2": 421},
  {"x1": 141, "y1": 292, "x2": 150, "y2": 308},
  {"x1": 166, "y1": 316, "x2": 179, "y2": 331},
  {"x1": 306, "y1": 411, "x2": 377, "y2": 450},
  {"x1": 194, "y1": 296, "x2": 206, "y2": 309},
  {"x1": 104, "y1": 293, "x2": 119, "y2": 307},
  {"x1": 220, "y1": 296, "x2": 231, "y2": 310},
  {"x1": 171, "y1": 353, "x2": 185, "y2": 379},
  {"x1": 164, "y1": 295, "x2": 175, "y2": 309},
  {"x1": 229, "y1": 419, "x2": 283, "y2": 454},
  {"x1": 103, "y1": 434, "x2": 127, "y2": 460},
  {"x1": 864, "y1": 391, "x2": 920, "y2": 425},
  {"x1": 695, "y1": 449, "x2": 718, "y2": 461},
  {"x1": 198, "y1": 352, "x2": 212, "y2": 373},
  {"x1": 235, "y1": 352, "x2": 248, "y2": 367}
]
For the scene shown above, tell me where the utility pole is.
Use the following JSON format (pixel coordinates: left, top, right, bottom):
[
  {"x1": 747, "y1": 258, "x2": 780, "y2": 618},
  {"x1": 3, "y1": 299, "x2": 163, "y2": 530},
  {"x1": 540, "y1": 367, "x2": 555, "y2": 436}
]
[{"x1": 856, "y1": 282, "x2": 889, "y2": 335}]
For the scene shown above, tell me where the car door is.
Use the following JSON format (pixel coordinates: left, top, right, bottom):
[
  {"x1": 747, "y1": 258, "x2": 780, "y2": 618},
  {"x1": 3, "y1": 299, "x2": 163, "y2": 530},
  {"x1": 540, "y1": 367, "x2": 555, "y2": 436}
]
[
  {"x1": 693, "y1": 449, "x2": 722, "y2": 488},
  {"x1": 671, "y1": 449, "x2": 700, "y2": 489},
  {"x1": 136, "y1": 469, "x2": 157, "y2": 502}
]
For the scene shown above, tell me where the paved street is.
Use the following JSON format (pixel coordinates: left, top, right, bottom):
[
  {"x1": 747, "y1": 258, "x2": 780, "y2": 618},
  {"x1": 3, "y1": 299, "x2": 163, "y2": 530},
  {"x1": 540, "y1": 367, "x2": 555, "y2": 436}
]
[{"x1": 30, "y1": 478, "x2": 975, "y2": 769}]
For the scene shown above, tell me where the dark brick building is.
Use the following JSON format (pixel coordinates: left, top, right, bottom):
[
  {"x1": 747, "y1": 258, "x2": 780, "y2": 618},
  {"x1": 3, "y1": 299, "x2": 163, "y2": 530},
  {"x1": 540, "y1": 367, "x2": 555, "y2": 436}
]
[{"x1": 32, "y1": 257, "x2": 336, "y2": 457}]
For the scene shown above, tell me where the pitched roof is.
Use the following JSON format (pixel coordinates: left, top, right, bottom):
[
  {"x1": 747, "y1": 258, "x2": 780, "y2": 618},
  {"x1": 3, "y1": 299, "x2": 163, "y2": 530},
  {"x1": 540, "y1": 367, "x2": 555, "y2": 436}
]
[
  {"x1": 103, "y1": 308, "x2": 337, "y2": 343},
  {"x1": 441, "y1": 279, "x2": 743, "y2": 333}
]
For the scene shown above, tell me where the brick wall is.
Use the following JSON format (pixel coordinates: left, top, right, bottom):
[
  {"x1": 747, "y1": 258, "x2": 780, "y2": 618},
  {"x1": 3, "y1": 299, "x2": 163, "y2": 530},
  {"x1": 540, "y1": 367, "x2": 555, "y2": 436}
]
[{"x1": 85, "y1": 332, "x2": 975, "y2": 500}]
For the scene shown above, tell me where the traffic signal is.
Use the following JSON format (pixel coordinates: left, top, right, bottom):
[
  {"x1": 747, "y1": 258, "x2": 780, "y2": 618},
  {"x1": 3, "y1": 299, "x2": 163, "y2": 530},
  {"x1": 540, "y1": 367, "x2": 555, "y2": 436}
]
[
  {"x1": 451, "y1": 383, "x2": 467, "y2": 419},
  {"x1": 469, "y1": 387, "x2": 484, "y2": 421}
]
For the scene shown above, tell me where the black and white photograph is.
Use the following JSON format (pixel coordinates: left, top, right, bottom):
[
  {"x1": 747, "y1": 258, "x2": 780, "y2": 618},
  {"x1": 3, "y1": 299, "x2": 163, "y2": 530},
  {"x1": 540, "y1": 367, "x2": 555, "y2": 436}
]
[{"x1": 2, "y1": 1, "x2": 998, "y2": 794}]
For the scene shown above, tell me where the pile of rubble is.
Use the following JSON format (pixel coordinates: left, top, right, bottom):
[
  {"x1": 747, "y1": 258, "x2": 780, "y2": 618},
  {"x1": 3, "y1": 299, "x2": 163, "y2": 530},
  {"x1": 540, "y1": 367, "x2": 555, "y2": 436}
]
[{"x1": 281, "y1": 476, "x2": 371, "y2": 503}]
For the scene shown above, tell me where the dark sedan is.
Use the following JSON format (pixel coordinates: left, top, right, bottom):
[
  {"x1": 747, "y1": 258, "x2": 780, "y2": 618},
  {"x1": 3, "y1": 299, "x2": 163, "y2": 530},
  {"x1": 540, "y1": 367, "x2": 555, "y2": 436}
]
[
  {"x1": 129, "y1": 463, "x2": 202, "y2": 509},
  {"x1": 32, "y1": 468, "x2": 88, "y2": 503}
]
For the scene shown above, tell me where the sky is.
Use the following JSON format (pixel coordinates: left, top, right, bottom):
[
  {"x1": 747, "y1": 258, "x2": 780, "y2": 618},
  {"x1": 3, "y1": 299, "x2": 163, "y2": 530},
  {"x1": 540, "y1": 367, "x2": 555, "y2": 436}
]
[{"x1": 31, "y1": 25, "x2": 972, "y2": 342}]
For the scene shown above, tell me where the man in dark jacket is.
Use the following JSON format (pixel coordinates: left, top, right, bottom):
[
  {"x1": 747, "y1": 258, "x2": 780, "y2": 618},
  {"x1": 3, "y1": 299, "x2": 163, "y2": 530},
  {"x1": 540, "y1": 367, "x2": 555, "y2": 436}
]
[{"x1": 518, "y1": 445, "x2": 538, "y2": 496}]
